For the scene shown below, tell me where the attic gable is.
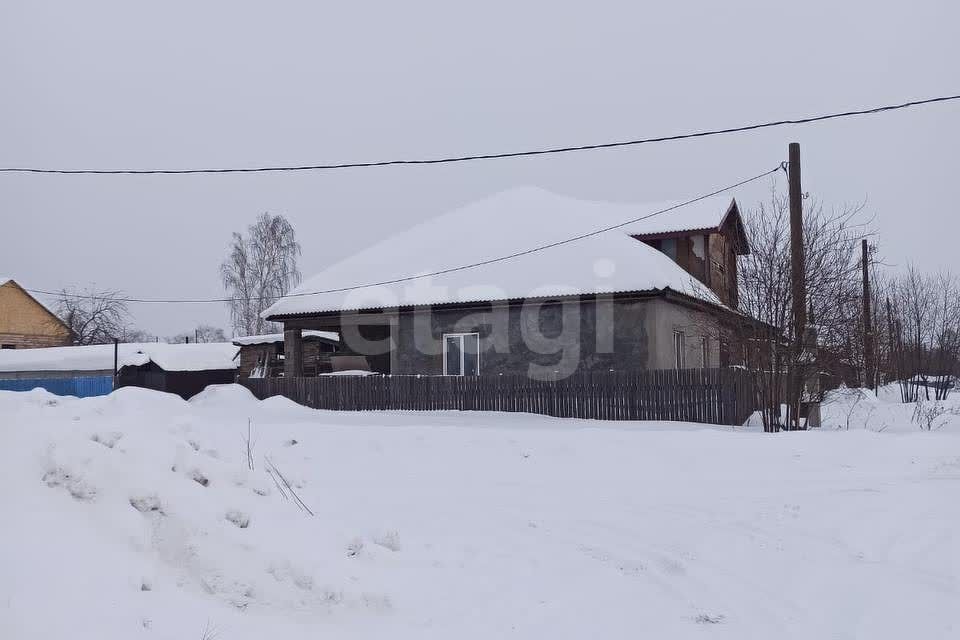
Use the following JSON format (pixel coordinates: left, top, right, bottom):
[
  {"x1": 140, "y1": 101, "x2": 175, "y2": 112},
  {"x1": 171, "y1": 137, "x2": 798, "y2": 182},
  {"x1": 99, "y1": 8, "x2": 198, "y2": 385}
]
[
  {"x1": 0, "y1": 279, "x2": 73, "y2": 338},
  {"x1": 628, "y1": 199, "x2": 750, "y2": 255}
]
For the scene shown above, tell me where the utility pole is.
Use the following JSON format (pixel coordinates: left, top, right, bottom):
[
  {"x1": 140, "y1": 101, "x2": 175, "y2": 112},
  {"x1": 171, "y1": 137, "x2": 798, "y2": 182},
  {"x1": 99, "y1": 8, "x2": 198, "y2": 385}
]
[
  {"x1": 788, "y1": 142, "x2": 806, "y2": 430},
  {"x1": 862, "y1": 239, "x2": 875, "y2": 391},
  {"x1": 112, "y1": 337, "x2": 119, "y2": 389}
]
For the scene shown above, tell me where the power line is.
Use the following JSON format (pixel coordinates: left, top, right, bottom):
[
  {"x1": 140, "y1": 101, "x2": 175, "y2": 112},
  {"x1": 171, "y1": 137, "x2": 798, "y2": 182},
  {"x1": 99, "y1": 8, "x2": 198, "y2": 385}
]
[
  {"x1": 26, "y1": 164, "x2": 783, "y2": 305},
  {"x1": 2, "y1": 94, "x2": 958, "y2": 175}
]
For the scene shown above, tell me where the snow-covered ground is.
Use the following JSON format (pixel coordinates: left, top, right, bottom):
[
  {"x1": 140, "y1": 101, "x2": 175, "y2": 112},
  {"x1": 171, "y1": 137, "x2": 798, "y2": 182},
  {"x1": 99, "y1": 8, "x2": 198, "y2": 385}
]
[{"x1": 1, "y1": 385, "x2": 958, "y2": 639}]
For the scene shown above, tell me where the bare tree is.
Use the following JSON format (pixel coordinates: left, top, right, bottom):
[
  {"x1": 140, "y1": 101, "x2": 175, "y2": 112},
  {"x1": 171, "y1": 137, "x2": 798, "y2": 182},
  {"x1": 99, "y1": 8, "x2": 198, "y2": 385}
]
[
  {"x1": 168, "y1": 324, "x2": 227, "y2": 343},
  {"x1": 730, "y1": 186, "x2": 870, "y2": 431},
  {"x1": 55, "y1": 287, "x2": 131, "y2": 345},
  {"x1": 220, "y1": 213, "x2": 301, "y2": 336},
  {"x1": 887, "y1": 267, "x2": 960, "y2": 401},
  {"x1": 120, "y1": 328, "x2": 156, "y2": 343},
  {"x1": 195, "y1": 324, "x2": 227, "y2": 343}
]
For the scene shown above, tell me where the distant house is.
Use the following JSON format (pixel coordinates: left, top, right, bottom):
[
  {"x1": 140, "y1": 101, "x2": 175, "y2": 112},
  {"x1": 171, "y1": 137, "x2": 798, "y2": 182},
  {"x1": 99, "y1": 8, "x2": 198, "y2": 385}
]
[
  {"x1": 232, "y1": 331, "x2": 340, "y2": 379},
  {"x1": 0, "y1": 342, "x2": 239, "y2": 398},
  {"x1": 261, "y1": 188, "x2": 759, "y2": 379},
  {"x1": 0, "y1": 277, "x2": 73, "y2": 349}
]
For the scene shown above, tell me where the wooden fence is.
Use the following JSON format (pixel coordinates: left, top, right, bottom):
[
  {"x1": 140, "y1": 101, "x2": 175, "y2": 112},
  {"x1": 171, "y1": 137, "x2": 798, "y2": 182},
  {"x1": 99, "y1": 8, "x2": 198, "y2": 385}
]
[{"x1": 241, "y1": 368, "x2": 758, "y2": 425}]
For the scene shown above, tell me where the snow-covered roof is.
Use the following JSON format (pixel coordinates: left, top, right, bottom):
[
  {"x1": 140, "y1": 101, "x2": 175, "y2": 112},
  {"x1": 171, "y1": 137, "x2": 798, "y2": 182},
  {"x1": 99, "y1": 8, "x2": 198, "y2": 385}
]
[
  {"x1": 264, "y1": 187, "x2": 728, "y2": 318},
  {"x1": 232, "y1": 330, "x2": 339, "y2": 346},
  {"x1": 0, "y1": 276, "x2": 12, "y2": 287},
  {"x1": 0, "y1": 342, "x2": 239, "y2": 374},
  {"x1": 623, "y1": 196, "x2": 738, "y2": 236}
]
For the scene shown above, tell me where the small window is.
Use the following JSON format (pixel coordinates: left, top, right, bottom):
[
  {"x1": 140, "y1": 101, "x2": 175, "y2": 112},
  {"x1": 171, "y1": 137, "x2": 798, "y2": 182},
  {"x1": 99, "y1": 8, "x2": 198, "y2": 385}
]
[
  {"x1": 1, "y1": 344, "x2": 15, "y2": 349},
  {"x1": 673, "y1": 330, "x2": 685, "y2": 369},
  {"x1": 443, "y1": 333, "x2": 480, "y2": 376},
  {"x1": 701, "y1": 337, "x2": 709, "y2": 368},
  {"x1": 661, "y1": 238, "x2": 678, "y2": 260},
  {"x1": 691, "y1": 235, "x2": 705, "y2": 259}
]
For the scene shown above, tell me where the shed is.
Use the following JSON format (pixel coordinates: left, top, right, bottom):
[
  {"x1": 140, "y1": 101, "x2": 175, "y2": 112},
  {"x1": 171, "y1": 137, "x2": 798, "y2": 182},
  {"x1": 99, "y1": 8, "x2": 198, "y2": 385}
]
[
  {"x1": 232, "y1": 331, "x2": 339, "y2": 378},
  {"x1": 0, "y1": 342, "x2": 238, "y2": 398},
  {"x1": 115, "y1": 343, "x2": 240, "y2": 399}
]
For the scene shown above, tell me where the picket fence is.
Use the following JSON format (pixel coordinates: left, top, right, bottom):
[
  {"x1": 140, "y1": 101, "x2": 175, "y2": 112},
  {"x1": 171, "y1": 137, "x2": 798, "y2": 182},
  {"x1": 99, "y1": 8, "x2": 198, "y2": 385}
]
[{"x1": 242, "y1": 368, "x2": 758, "y2": 425}]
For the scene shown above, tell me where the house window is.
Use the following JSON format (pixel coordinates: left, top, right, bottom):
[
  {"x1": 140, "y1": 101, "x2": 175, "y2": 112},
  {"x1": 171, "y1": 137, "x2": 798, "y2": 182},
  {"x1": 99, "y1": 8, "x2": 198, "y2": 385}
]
[
  {"x1": 443, "y1": 333, "x2": 480, "y2": 376},
  {"x1": 673, "y1": 330, "x2": 685, "y2": 369},
  {"x1": 691, "y1": 235, "x2": 705, "y2": 259},
  {"x1": 701, "y1": 337, "x2": 709, "y2": 368},
  {"x1": 661, "y1": 238, "x2": 678, "y2": 260},
  {"x1": 1, "y1": 344, "x2": 15, "y2": 349}
]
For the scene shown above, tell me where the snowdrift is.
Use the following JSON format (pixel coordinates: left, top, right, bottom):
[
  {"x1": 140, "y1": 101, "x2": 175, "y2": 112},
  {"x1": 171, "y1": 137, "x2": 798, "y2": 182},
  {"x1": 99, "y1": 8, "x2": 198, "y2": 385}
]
[{"x1": 1, "y1": 385, "x2": 958, "y2": 639}]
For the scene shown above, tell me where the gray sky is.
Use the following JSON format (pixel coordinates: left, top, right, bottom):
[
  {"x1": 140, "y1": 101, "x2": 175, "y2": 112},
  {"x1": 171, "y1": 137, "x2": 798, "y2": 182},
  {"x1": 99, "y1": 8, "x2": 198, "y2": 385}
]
[{"x1": 2, "y1": 1, "x2": 957, "y2": 337}]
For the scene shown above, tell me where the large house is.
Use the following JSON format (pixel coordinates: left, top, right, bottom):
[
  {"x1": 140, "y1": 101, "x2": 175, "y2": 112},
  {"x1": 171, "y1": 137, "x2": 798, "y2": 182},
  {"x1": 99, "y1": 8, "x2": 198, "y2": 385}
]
[
  {"x1": 0, "y1": 277, "x2": 73, "y2": 349},
  {"x1": 262, "y1": 188, "x2": 755, "y2": 379}
]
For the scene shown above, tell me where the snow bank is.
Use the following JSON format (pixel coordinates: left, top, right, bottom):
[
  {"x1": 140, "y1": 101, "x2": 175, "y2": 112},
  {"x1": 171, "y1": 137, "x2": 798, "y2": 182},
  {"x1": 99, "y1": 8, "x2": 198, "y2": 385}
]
[
  {"x1": 1, "y1": 387, "x2": 958, "y2": 639},
  {"x1": 821, "y1": 384, "x2": 960, "y2": 432},
  {"x1": 189, "y1": 382, "x2": 259, "y2": 406}
]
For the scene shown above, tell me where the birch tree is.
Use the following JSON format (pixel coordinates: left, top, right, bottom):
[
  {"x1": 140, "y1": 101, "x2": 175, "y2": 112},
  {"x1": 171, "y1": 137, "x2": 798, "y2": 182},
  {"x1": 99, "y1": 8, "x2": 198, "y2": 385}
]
[{"x1": 220, "y1": 213, "x2": 301, "y2": 336}]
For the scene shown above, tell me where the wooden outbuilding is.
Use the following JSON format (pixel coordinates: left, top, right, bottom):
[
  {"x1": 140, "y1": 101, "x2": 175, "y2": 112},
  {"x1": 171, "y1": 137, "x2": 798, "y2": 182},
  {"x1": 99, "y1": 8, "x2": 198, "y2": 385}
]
[
  {"x1": 114, "y1": 342, "x2": 240, "y2": 399},
  {"x1": 232, "y1": 331, "x2": 340, "y2": 378}
]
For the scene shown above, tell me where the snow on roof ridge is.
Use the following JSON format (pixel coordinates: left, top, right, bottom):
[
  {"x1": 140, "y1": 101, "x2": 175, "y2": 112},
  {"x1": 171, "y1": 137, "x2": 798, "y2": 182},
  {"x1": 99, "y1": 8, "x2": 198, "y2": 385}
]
[{"x1": 264, "y1": 187, "x2": 731, "y2": 318}]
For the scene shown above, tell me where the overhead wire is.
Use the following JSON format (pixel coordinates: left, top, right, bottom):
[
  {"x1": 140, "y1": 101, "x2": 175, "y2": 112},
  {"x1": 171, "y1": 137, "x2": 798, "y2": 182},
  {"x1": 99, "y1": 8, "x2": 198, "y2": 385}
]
[
  {"x1": 26, "y1": 165, "x2": 784, "y2": 304},
  {"x1": 1, "y1": 94, "x2": 957, "y2": 175}
]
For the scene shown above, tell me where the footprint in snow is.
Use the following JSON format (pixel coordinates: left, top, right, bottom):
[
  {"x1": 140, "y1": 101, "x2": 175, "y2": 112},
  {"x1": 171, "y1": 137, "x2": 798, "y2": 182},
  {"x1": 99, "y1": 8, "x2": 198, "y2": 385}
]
[
  {"x1": 42, "y1": 467, "x2": 97, "y2": 502},
  {"x1": 130, "y1": 495, "x2": 163, "y2": 514},
  {"x1": 91, "y1": 432, "x2": 123, "y2": 448},
  {"x1": 225, "y1": 510, "x2": 250, "y2": 528}
]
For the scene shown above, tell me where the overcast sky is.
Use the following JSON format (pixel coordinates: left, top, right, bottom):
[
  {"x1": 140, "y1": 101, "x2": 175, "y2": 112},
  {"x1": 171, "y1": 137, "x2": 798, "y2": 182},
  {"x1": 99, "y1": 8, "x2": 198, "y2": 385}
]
[{"x1": 2, "y1": 1, "x2": 957, "y2": 337}]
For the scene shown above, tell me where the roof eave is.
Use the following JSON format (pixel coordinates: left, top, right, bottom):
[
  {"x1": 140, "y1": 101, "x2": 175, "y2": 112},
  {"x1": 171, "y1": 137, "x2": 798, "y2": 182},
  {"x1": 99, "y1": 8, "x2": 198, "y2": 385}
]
[{"x1": 264, "y1": 289, "x2": 676, "y2": 321}]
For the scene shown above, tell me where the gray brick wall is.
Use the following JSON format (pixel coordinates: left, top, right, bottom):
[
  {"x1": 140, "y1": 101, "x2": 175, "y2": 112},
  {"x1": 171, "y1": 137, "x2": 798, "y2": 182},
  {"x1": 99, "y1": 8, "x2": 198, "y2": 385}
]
[
  {"x1": 391, "y1": 297, "x2": 652, "y2": 378},
  {"x1": 285, "y1": 294, "x2": 721, "y2": 378}
]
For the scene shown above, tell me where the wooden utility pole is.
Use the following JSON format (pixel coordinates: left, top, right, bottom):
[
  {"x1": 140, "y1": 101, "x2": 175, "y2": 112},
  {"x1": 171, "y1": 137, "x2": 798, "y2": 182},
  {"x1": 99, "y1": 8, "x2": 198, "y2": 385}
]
[
  {"x1": 788, "y1": 142, "x2": 806, "y2": 429},
  {"x1": 862, "y1": 239, "x2": 875, "y2": 390},
  {"x1": 789, "y1": 143, "x2": 806, "y2": 338}
]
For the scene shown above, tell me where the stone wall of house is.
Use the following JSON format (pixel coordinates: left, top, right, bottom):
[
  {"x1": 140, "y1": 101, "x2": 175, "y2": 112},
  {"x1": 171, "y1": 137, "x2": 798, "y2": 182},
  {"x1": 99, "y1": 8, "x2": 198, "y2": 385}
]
[
  {"x1": 389, "y1": 297, "x2": 658, "y2": 378},
  {"x1": 287, "y1": 295, "x2": 723, "y2": 378},
  {"x1": 641, "y1": 297, "x2": 719, "y2": 370}
]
